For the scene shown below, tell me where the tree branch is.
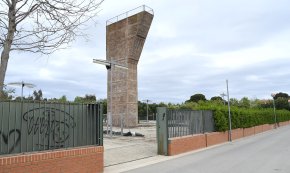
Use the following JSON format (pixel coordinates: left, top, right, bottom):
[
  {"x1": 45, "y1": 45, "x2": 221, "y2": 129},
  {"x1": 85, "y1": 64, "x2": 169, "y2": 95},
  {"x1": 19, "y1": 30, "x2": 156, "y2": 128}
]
[{"x1": 1, "y1": 0, "x2": 104, "y2": 55}]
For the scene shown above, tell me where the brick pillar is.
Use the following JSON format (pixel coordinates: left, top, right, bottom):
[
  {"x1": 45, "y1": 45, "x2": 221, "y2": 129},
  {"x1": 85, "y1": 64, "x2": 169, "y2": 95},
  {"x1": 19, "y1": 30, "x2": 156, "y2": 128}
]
[{"x1": 106, "y1": 9, "x2": 153, "y2": 127}]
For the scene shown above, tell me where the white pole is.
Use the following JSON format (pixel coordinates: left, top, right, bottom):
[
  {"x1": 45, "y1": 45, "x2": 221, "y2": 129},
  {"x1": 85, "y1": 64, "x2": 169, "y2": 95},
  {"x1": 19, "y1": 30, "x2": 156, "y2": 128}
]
[
  {"x1": 226, "y1": 80, "x2": 232, "y2": 142},
  {"x1": 121, "y1": 113, "x2": 124, "y2": 135},
  {"x1": 21, "y1": 82, "x2": 24, "y2": 101},
  {"x1": 271, "y1": 93, "x2": 277, "y2": 129},
  {"x1": 110, "y1": 65, "x2": 113, "y2": 137},
  {"x1": 272, "y1": 97, "x2": 277, "y2": 129},
  {"x1": 146, "y1": 100, "x2": 149, "y2": 122},
  {"x1": 106, "y1": 114, "x2": 109, "y2": 135},
  {"x1": 273, "y1": 99, "x2": 277, "y2": 128}
]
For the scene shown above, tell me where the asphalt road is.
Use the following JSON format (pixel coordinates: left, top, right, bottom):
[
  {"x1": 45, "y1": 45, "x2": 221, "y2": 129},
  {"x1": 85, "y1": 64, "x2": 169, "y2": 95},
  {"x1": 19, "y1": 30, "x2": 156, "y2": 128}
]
[{"x1": 125, "y1": 125, "x2": 290, "y2": 173}]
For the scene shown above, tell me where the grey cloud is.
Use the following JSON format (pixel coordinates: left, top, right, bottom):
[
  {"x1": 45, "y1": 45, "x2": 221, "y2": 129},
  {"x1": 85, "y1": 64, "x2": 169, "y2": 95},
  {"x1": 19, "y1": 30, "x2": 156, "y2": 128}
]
[
  {"x1": 4, "y1": 0, "x2": 290, "y2": 104},
  {"x1": 152, "y1": 0, "x2": 290, "y2": 53}
]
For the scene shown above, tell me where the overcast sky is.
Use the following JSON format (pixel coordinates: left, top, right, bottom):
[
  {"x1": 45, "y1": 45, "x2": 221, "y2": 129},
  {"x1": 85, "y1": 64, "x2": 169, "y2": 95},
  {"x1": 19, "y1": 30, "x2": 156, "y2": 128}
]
[{"x1": 5, "y1": 0, "x2": 290, "y2": 103}]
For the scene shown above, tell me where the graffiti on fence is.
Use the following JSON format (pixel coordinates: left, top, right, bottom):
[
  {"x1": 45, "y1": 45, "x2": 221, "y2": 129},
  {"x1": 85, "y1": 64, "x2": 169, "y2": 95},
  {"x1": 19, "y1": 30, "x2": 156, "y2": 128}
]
[
  {"x1": 0, "y1": 107, "x2": 76, "y2": 154},
  {"x1": 0, "y1": 129, "x2": 21, "y2": 153},
  {"x1": 22, "y1": 107, "x2": 76, "y2": 146}
]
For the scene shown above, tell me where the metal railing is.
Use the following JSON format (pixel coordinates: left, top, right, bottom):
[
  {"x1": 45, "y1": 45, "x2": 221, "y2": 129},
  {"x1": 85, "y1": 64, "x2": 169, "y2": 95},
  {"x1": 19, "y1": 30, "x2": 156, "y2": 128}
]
[
  {"x1": 138, "y1": 114, "x2": 156, "y2": 121},
  {"x1": 167, "y1": 110, "x2": 215, "y2": 138},
  {"x1": 106, "y1": 5, "x2": 154, "y2": 25},
  {"x1": 0, "y1": 101, "x2": 103, "y2": 155}
]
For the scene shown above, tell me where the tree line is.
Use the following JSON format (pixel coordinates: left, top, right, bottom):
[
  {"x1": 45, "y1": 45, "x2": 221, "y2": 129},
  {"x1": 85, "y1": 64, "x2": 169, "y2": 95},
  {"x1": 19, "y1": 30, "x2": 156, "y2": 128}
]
[
  {"x1": 2, "y1": 87, "x2": 289, "y2": 120},
  {"x1": 1, "y1": 89, "x2": 98, "y2": 104}
]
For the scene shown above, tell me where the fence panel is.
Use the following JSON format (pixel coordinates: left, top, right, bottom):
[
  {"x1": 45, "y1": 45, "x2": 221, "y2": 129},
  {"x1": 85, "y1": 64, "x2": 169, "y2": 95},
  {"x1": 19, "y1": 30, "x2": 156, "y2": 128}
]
[
  {"x1": 167, "y1": 109, "x2": 215, "y2": 138},
  {"x1": 0, "y1": 101, "x2": 102, "y2": 156},
  {"x1": 203, "y1": 110, "x2": 215, "y2": 133}
]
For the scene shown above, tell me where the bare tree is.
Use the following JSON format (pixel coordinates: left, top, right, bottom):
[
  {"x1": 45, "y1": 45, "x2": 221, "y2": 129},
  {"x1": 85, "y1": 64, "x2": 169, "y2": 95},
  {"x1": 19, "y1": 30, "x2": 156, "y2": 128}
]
[{"x1": 0, "y1": 0, "x2": 103, "y2": 97}]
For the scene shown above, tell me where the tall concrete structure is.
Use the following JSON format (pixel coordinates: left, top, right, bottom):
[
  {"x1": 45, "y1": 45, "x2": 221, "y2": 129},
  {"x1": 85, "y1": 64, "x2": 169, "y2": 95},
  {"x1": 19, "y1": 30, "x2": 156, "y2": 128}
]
[{"x1": 106, "y1": 5, "x2": 154, "y2": 127}]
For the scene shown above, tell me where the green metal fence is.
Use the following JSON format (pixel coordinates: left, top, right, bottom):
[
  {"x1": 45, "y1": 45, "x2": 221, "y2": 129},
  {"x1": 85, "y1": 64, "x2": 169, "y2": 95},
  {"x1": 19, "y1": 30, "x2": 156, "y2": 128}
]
[
  {"x1": 167, "y1": 109, "x2": 215, "y2": 138},
  {"x1": 157, "y1": 107, "x2": 215, "y2": 155},
  {"x1": 0, "y1": 101, "x2": 103, "y2": 155}
]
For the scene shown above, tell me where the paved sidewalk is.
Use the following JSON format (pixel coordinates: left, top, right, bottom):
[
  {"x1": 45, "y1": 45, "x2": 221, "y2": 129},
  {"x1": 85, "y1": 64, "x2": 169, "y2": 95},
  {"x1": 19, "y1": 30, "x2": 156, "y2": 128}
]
[
  {"x1": 104, "y1": 121, "x2": 157, "y2": 167},
  {"x1": 125, "y1": 125, "x2": 290, "y2": 173},
  {"x1": 104, "y1": 141, "x2": 224, "y2": 173},
  {"x1": 105, "y1": 125, "x2": 290, "y2": 173}
]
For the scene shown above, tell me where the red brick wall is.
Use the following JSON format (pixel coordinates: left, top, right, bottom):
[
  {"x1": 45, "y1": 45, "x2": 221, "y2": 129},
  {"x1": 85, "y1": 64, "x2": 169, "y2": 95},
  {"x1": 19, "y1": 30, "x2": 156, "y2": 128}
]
[
  {"x1": 168, "y1": 134, "x2": 206, "y2": 156},
  {"x1": 231, "y1": 128, "x2": 244, "y2": 140},
  {"x1": 167, "y1": 122, "x2": 289, "y2": 156},
  {"x1": 254, "y1": 125, "x2": 264, "y2": 134},
  {"x1": 279, "y1": 121, "x2": 290, "y2": 126},
  {"x1": 279, "y1": 122, "x2": 285, "y2": 126},
  {"x1": 262, "y1": 124, "x2": 273, "y2": 131},
  {"x1": 205, "y1": 132, "x2": 228, "y2": 147},
  {"x1": 0, "y1": 146, "x2": 103, "y2": 173},
  {"x1": 243, "y1": 127, "x2": 255, "y2": 137}
]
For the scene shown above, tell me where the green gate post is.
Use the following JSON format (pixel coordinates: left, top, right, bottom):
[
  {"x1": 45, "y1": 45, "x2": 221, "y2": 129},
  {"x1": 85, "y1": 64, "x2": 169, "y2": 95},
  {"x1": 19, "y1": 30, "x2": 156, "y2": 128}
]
[
  {"x1": 156, "y1": 107, "x2": 168, "y2": 156},
  {"x1": 99, "y1": 103, "x2": 103, "y2": 146}
]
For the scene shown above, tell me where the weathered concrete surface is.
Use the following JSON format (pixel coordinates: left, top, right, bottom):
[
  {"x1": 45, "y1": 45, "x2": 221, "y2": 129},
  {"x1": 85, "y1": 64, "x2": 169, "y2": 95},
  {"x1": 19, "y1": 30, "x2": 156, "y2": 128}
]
[
  {"x1": 103, "y1": 122, "x2": 157, "y2": 167},
  {"x1": 106, "y1": 11, "x2": 153, "y2": 127}
]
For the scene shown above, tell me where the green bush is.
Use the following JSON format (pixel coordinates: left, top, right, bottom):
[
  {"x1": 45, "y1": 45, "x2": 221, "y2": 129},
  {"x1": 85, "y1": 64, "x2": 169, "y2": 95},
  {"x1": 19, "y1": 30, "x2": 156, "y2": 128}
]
[
  {"x1": 213, "y1": 108, "x2": 290, "y2": 131},
  {"x1": 213, "y1": 110, "x2": 228, "y2": 132},
  {"x1": 177, "y1": 101, "x2": 290, "y2": 132}
]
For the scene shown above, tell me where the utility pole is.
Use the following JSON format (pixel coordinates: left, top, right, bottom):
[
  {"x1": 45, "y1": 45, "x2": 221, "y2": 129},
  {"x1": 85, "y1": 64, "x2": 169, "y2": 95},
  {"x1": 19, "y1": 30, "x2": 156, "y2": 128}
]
[
  {"x1": 93, "y1": 59, "x2": 128, "y2": 138},
  {"x1": 226, "y1": 80, "x2": 232, "y2": 142},
  {"x1": 143, "y1": 99, "x2": 151, "y2": 122},
  {"x1": 8, "y1": 81, "x2": 36, "y2": 101},
  {"x1": 271, "y1": 93, "x2": 277, "y2": 129}
]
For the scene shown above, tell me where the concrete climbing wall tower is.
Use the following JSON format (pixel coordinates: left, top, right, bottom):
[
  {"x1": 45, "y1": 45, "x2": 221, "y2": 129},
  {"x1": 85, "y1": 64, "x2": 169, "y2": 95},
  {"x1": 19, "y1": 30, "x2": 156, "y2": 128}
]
[{"x1": 106, "y1": 5, "x2": 154, "y2": 127}]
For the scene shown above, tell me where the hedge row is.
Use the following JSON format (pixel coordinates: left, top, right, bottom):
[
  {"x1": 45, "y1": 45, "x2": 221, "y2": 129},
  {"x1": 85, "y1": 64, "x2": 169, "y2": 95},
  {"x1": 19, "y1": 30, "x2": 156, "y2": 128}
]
[
  {"x1": 178, "y1": 102, "x2": 290, "y2": 132},
  {"x1": 211, "y1": 107, "x2": 290, "y2": 132}
]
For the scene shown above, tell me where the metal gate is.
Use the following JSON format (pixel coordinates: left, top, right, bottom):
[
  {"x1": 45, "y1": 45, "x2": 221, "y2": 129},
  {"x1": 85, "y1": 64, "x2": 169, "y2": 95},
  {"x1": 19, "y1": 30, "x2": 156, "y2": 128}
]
[
  {"x1": 157, "y1": 107, "x2": 215, "y2": 155},
  {"x1": 168, "y1": 109, "x2": 214, "y2": 138}
]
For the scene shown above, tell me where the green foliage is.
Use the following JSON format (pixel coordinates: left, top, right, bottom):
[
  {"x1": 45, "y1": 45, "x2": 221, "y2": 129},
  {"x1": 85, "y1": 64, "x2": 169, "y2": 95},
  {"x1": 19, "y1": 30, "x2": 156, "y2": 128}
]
[
  {"x1": 15, "y1": 96, "x2": 33, "y2": 101},
  {"x1": 187, "y1": 94, "x2": 207, "y2": 103},
  {"x1": 239, "y1": 97, "x2": 250, "y2": 108},
  {"x1": 258, "y1": 100, "x2": 272, "y2": 109},
  {"x1": 175, "y1": 100, "x2": 290, "y2": 132},
  {"x1": 213, "y1": 108, "x2": 290, "y2": 131},
  {"x1": 210, "y1": 96, "x2": 223, "y2": 101},
  {"x1": 98, "y1": 99, "x2": 107, "y2": 114},
  {"x1": 275, "y1": 97, "x2": 289, "y2": 110},
  {"x1": 150, "y1": 103, "x2": 160, "y2": 113},
  {"x1": 249, "y1": 98, "x2": 260, "y2": 108},
  {"x1": 58, "y1": 95, "x2": 67, "y2": 103},
  {"x1": 138, "y1": 101, "x2": 170, "y2": 120},
  {"x1": 138, "y1": 101, "x2": 147, "y2": 117},
  {"x1": 47, "y1": 95, "x2": 68, "y2": 103},
  {"x1": 0, "y1": 86, "x2": 14, "y2": 100},
  {"x1": 230, "y1": 98, "x2": 239, "y2": 107},
  {"x1": 274, "y1": 92, "x2": 289, "y2": 100},
  {"x1": 213, "y1": 110, "x2": 228, "y2": 132},
  {"x1": 74, "y1": 94, "x2": 96, "y2": 104}
]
